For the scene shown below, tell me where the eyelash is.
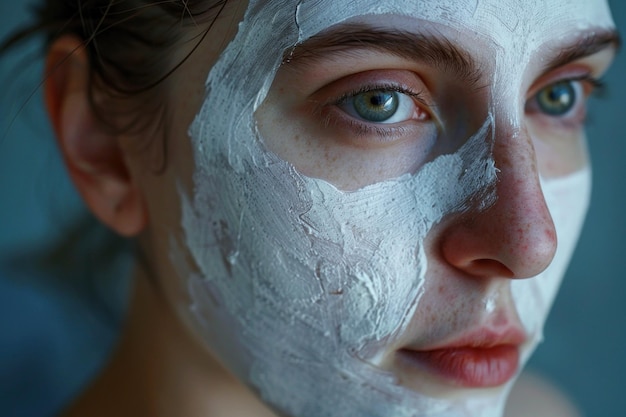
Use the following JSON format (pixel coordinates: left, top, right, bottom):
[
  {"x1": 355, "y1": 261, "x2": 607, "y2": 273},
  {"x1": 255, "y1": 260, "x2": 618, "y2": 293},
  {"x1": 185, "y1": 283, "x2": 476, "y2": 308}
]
[
  {"x1": 323, "y1": 83, "x2": 430, "y2": 139},
  {"x1": 578, "y1": 74, "x2": 607, "y2": 95},
  {"x1": 318, "y1": 73, "x2": 606, "y2": 145},
  {"x1": 526, "y1": 74, "x2": 606, "y2": 125},
  {"x1": 334, "y1": 83, "x2": 428, "y2": 107}
]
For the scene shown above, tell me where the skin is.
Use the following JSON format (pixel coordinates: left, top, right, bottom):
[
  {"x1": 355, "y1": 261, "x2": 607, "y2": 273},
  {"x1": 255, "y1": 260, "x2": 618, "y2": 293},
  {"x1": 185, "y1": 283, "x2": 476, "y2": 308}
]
[
  {"x1": 175, "y1": 1, "x2": 614, "y2": 414},
  {"x1": 42, "y1": 0, "x2": 617, "y2": 416}
]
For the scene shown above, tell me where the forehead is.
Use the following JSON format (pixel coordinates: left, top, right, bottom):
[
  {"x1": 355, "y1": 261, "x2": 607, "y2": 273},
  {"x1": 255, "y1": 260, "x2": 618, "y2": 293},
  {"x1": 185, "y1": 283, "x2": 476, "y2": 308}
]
[{"x1": 295, "y1": 0, "x2": 614, "y2": 41}]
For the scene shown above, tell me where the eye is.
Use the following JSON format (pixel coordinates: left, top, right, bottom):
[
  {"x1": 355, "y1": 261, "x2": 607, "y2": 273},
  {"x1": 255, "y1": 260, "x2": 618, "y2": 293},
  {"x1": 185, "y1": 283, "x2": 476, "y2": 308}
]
[
  {"x1": 337, "y1": 88, "x2": 427, "y2": 124},
  {"x1": 534, "y1": 80, "x2": 579, "y2": 116}
]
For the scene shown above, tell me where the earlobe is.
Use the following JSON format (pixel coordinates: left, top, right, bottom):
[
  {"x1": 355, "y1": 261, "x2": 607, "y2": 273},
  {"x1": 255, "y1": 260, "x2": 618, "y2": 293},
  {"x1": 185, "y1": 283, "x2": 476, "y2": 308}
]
[{"x1": 45, "y1": 35, "x2": 147, "y2": 237}]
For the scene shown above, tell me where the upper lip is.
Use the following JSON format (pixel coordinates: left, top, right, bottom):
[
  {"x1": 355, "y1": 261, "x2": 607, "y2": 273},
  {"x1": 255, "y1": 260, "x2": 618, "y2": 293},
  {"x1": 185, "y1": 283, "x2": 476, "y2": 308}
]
[{"x1": 403, "y1": 326, "x2": 527, "y2": 352}]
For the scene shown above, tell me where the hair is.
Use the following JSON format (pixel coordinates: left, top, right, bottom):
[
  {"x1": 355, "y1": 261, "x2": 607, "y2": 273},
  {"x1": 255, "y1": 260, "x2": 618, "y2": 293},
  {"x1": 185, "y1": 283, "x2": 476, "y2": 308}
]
[
  {"x1": 2, "y1": 0, "x2": 229, "y2": 136},
  {"x1": 0, "y1": 0, "x2": 231, "y2": 322}
]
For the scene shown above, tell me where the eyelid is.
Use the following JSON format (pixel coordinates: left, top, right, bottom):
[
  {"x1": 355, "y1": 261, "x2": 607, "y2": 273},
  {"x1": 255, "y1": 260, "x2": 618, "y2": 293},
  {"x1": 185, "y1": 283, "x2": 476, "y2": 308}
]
[
  {"x1": 529, "y1": 70, "x2": 579, "y2": 98},
  {"x1": 310, "y1": 69, "x2": 438, "y2": 129},
  {"x1": 332, "y1": 83, "x2": 430, "y2": 108},
  {"x1": 311, "y1": 69, "x2": 432, "y2": 104},
  {"x1": 322, "y1": 85, "x2": 432, "y2": 145},
  {"x1": 526, "y1": 74, "x2": 605, "y2": 109},
  {"x1": 306, "y1": 71, "x2": 438, "y2": 148},
  {"x1": 527, "y1": 51, "x2": 611, "y2": 97},
  {"x1": 331, "y1": 83, "x2": 432, "y2": 126},
  {"x1": 525, "y1": 79, "x2": 582, "y2": 116}
]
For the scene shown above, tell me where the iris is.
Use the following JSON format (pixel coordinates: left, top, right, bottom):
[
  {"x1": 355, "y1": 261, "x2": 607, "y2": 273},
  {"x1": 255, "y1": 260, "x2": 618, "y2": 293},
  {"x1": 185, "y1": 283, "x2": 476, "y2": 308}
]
[
  {"x1": 536, "y1": 81, "x2": 576, "y2": 116},
  {"x1": 353, "y1": 90, "x2": 400, "y2": 122}
]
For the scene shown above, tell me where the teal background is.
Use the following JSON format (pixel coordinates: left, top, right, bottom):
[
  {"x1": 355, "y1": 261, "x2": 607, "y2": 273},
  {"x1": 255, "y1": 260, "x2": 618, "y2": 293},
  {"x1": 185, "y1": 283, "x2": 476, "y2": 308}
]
[{"x1": 1, "y1": 1, "x2": 625, "y2": 416}]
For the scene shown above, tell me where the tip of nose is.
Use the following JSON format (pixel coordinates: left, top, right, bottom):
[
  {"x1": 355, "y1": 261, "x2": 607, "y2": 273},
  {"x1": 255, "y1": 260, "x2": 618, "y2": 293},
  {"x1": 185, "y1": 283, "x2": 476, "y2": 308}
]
[
  {"x1": 440, "y1": 215, "x2": 558, "y2": 280},
  {"x1": 512, "y1": 226, "x2": 558, "y2": 279}
]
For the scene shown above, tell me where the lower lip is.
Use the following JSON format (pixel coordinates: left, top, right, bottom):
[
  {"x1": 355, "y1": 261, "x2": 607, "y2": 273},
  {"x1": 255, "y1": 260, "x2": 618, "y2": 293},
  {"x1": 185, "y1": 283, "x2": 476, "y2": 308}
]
[{"x1": 398, "y1": 345, "x2": 520, "y2": 388}]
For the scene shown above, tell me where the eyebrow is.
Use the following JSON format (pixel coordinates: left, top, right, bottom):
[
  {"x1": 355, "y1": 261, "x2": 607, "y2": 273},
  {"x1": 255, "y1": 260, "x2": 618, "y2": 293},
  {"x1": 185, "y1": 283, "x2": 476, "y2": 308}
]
[
  {"x1": 287, "y1": 23, "x2": 483, "y2": 86},
  {"x1": 287, "y1": 23, "x2": 621, "y2": 83},
  {"x1": 542, "y1": 29, "x2": 621, "y2": 73}
]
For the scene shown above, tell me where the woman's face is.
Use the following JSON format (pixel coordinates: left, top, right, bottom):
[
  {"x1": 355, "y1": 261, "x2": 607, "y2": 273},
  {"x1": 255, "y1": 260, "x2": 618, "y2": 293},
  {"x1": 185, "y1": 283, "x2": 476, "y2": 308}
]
[{"x1": 136, "y1": 0, "x2": 617, "y2": 416}]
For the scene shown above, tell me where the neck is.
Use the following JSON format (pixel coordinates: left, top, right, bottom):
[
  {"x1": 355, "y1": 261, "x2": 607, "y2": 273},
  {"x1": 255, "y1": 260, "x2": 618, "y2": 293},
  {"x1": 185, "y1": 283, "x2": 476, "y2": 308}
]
[{"x1": 63, "y1": 266, "x2": 277, "y2": 417}]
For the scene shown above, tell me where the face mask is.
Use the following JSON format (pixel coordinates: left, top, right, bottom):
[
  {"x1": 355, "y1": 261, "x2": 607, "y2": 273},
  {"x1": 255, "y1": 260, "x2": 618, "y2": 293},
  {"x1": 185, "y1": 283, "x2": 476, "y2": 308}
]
[{"x1": 175, "y1": 1, "x2": 613, "y2": 416}]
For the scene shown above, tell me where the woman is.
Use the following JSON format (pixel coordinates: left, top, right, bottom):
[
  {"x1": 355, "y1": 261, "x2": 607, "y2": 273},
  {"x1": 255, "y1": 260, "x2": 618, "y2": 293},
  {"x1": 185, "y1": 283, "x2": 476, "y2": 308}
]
[{"x1": 14, "y1": 0, "x2": 620, "y2": 415}]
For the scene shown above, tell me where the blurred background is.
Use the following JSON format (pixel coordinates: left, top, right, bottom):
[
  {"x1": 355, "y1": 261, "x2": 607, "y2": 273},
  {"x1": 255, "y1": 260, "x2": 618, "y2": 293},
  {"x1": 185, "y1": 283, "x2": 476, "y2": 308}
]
[{"x1": 1, "y1": 1, "x2": 624, "y2": 416}]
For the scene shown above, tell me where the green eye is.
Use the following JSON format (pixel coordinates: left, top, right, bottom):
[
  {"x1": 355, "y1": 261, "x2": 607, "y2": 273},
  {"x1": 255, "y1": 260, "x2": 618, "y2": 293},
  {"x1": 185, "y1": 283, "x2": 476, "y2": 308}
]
[
  {"x1": 353, "y1": 90, "x2": 400, "y2": 122},
  {"x1": 536, "y1": 81, "x2": 577, "y2": 116}
]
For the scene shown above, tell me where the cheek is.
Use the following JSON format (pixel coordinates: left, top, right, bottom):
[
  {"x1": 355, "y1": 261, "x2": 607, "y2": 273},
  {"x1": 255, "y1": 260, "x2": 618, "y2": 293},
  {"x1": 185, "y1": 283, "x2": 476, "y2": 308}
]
[
  {"x1": 511, "y1": 168, "x2": 590, "y2": 348},
  {"x1": 180, "y1": 103, "x2": 498, "y2": 415},
  {"x1": 528, "y1": 120, "x2": 589, "y2": 178}
]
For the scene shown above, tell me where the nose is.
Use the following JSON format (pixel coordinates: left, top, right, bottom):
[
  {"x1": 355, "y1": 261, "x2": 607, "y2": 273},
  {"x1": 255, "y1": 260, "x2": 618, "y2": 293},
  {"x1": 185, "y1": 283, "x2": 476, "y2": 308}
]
[{"x1": 439, "y1": 123, "x2": 557, "y2": 280}]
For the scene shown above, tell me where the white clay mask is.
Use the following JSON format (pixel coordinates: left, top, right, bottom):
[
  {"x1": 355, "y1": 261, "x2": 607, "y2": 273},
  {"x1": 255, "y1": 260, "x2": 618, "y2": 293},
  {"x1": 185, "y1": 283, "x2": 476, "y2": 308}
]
[{"x1": 174, "y1": 0, "x2": 614, "y2": 416}]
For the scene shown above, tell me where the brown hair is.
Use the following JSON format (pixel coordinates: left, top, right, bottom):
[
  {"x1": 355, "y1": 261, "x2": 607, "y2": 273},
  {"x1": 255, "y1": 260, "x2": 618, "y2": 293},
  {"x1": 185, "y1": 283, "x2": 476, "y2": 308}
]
[
  {"x1": 0, "y1": 1, "x2": 231, "y2": 302},
  {"x1": 2, "y1": 0, "x2": 229, "y2": 134}
]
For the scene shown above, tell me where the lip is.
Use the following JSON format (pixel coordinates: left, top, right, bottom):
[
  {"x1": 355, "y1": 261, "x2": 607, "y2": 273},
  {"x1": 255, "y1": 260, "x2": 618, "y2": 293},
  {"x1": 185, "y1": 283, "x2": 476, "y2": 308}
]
[{"x1": 397, "y1": 328, "x2": 526, "y2": 388}]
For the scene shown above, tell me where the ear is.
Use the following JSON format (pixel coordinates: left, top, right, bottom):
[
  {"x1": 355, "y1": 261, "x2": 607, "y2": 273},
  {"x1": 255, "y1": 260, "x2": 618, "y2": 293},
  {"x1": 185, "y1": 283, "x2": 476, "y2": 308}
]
[{"x1": 45, "y1": 36, "x2": 147, "y2": 237}]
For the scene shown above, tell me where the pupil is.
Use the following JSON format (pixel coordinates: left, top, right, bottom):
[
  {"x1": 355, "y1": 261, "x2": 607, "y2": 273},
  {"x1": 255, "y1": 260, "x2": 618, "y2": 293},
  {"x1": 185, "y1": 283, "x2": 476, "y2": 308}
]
[
  {"x1": 354, "y1": 90, "x2": 399, "y2": 122},
  {"x1": 370, "y1": 94, "x2": 391, "y2": 107}
]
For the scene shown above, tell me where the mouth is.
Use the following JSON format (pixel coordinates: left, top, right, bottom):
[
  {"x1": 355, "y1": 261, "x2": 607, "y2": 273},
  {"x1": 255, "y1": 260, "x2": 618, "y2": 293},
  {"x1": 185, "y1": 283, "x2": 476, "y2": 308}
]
[{"x1": 396, "y1": 328, "x2": 526, "y2": 388}]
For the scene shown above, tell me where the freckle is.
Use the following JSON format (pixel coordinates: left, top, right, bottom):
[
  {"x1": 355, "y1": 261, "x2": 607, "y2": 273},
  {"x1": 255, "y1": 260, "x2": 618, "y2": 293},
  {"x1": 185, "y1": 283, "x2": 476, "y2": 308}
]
[
  {"x1": 448, "y1": 311, "x2": 457, "y2": 329},
  {"x1": 499, "y1": 154, "x2": 512, "y2": 169},
  {"x1": 428, "y1": 312, "x2": 437, "y2": 327},
  {"x1": 323, "y1": 148, "x2": 338, "y2": 164}
]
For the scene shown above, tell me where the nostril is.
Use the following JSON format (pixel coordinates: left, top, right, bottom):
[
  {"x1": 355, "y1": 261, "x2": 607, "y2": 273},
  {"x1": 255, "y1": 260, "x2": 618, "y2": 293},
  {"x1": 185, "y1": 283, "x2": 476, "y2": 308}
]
[{"x1": 465, "y1": 259, "x2": 515, "y2": 279}]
